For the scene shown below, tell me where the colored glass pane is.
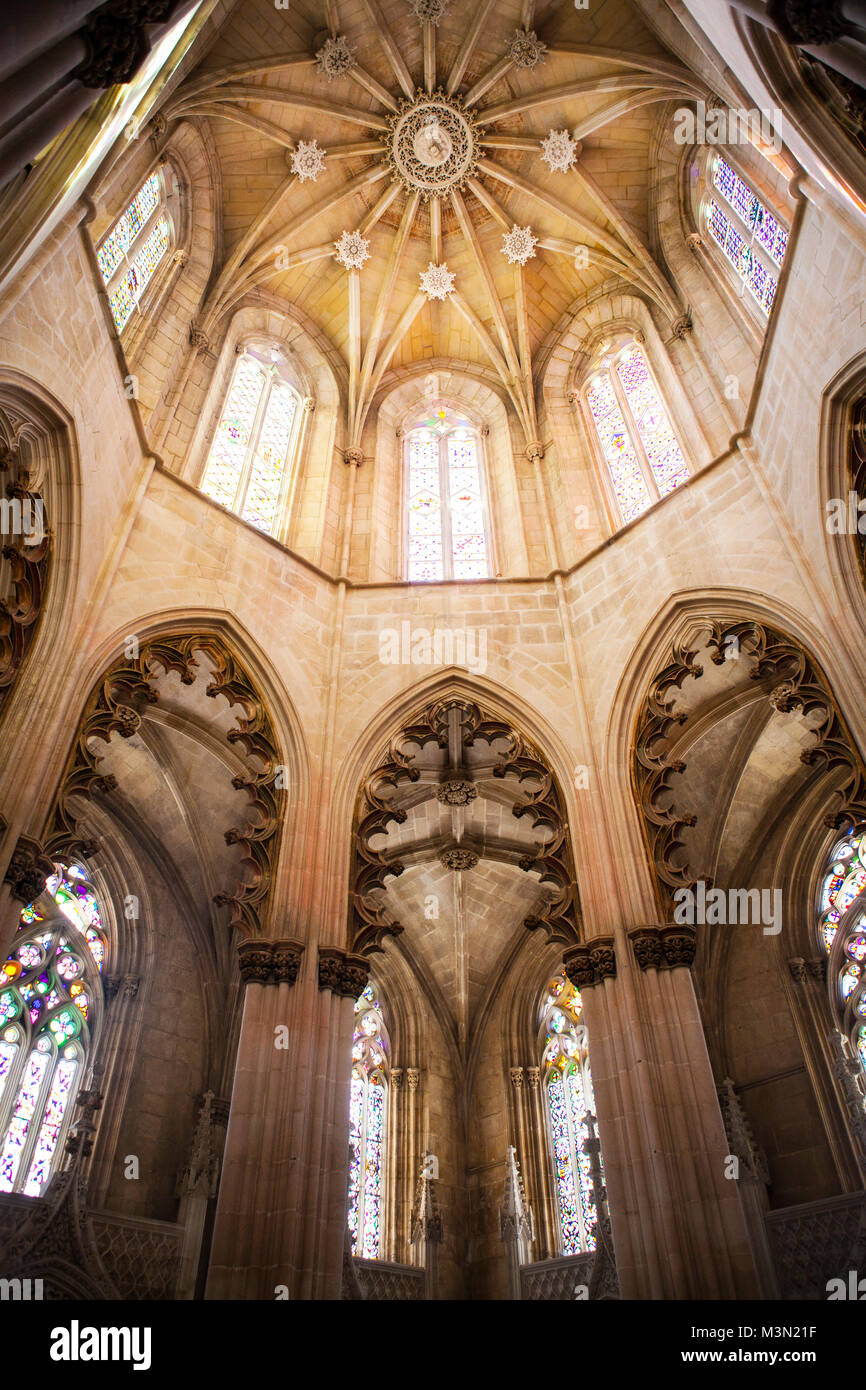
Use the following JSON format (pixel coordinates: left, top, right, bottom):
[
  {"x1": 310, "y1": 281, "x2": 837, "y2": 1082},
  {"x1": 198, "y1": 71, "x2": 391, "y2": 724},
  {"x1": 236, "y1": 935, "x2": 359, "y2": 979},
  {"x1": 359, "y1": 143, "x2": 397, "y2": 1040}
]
[
  {"x1": 96, "y1": 173, "x2": 160, "y2": 283},
  {"x1": 407, "y1": 433, "x2": 443, "y2": 582},
  {"x1": 542, "y1": 972, "x2": 598, "y2": 1255},
  {"x1": 448, "y1": 433, "x2": 488, "y2": 580},
  {"x1": 21, "y1": 1057, "x2": 77, "y2": 1197},
  {"x1": 108, "y1": 215, "x2": 170, "y2": 332},
  {"x1": 241, "y1": 380, "x2": 297, "y2": 535},
  {"x1": 586, "y1": 371, "x2": 652, "y2": 523},
  {"x1": 707, "y1": 199, "x2": 779, "y2": 317},
  {"x1": 348, "y1": 985, "x2": 388, "y2": 1259},
  {"x1": 616, "y1": 347, "x2": 689, "y2": 498},
  {"x1": 713, "y1": 158, "x2": 788, "y2": 266},
  {"x1": 0, "y1": 1048, "x2": 50, "y2": 1192},
  {"x1": 201, "y1": 355, "x2": 267, "y2": 511}
]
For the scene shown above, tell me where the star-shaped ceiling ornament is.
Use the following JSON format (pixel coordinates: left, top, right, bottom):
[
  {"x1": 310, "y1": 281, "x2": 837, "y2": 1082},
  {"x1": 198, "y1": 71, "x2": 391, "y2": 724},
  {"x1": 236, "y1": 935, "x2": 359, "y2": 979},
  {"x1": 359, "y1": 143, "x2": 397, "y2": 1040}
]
[
  {"x1": 419, "y1": 262, "x2": 456, "y2": 300},
  {"x1": 334, "y1": 229, "x2": 371, "y2": 270},
  {"x1": 501, "y1": 225, "x2": 539, "y2": 266},
  {"x1": 540, "y1": 129, "x2": 578, "y2": 174},
  {"x1": 315, "y1": 35, "x2": 356, "y2": 81},
  {"x1": 408, "y1": 0, "x2": 452, "y2": 23},
  {"x1": 509, "y1": 28, "x2": 547, "y2": 69},
  {"x1": 290, "y1": 139, "x2": 326, "y2": 183}
]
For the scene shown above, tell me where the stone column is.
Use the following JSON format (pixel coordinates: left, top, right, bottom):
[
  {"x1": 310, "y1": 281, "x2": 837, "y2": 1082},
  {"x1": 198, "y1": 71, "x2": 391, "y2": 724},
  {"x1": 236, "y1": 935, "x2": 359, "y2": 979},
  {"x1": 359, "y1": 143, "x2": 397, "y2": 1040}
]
[
  {"x1": 565, "y1": 928, "x2": 761, "y2": 1300},
  {"x1": 204, "y1": 937, "x2": 306, "y2": 1300}
]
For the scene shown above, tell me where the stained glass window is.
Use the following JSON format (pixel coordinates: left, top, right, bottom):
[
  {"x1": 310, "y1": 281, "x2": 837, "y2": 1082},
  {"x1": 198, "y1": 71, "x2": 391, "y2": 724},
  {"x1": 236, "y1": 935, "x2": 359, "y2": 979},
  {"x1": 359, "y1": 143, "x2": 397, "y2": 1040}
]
[
  {"x1": 348, "y1": 983, "x2": 388, "y2": 1259},
  {"x1": 705, "y1": 157, "x2": 787, "y2": 317},
  {"x1": 0, "y1": 864, "x2": 106, "y2": 1197},
  {"x1": 96, "y1": 171, "x2": 173, "y2": 331},
  {"x1": 405, "y1": 409, "x2": 490, "y2": 582},
  {"x1": 201, "y1": 351, "x2": 299, "y2": 538},
  {"x1": 816, "y1": 829, "x2": 866, "y2": 1098},
  {"x1": 541, "y1": 972, "x2": 600, "y2": 1255},
  {"x1": 585, "y1": 341, "x2": 688, "y2": 526}
]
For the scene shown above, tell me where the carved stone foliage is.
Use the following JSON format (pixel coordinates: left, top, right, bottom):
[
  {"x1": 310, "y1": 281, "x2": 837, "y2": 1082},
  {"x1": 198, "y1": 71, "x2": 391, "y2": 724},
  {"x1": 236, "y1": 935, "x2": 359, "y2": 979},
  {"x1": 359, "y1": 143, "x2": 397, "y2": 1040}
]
[
  {"x1": 40, "y1": 633, "x2": 285, "y2": 936},
  {"x1": 348, "y1": 697, "x2": 582, "y2": 954},
  {"x1": 0, "y1": 415, "x2": 50, "y2": 720},
  {"x1": 633, "y1": 619, "x2": 866, "y2": 911},
  {"x1": 563, "y1": 938, "x2": 616, "y2": 989},
  {"x1": 318, "y1": 946, "x2": 370, "y2": 998},
  {"x1": 72, "y1": 0, "x2": 185, "y2": 89},
  {"x1": 628, "y1": 924, "x2": 697, "y2": 971},
  {"x1": 238, "y1": 938, "x2": 304, "y2": 986}
]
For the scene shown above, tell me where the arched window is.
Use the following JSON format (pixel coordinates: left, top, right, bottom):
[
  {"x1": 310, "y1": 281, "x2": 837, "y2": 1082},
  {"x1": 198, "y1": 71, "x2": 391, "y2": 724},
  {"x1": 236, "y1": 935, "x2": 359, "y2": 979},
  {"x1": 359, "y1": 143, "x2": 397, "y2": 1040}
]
[
  {"x1": 0, "y1": 864, "x2": 106, "y2": 1196},
  {"x1": 817, "y1": 828, "x2": 866, "y2": 1070},
  {"x1": 541, "y1": 971, "x2": 600, "y2": 1256},
  {"x1": 703, "y1": 155, "x2": 788, "y2": 317},
  {"x1": 200, "y1": 348, "x2": 301, "y2": 537},
  {"x1": 96, "y1": 169, "x2": 175, "y2": 333},
  {"x1": 584, "y1": 340, "x2": 690, "y2": 526},
  {"x1": 348, "y1": 982, "x2": 388, "y2": 1259},
  {"x1": 404, "y1": 407, "x2": 490, "y2": 581}
]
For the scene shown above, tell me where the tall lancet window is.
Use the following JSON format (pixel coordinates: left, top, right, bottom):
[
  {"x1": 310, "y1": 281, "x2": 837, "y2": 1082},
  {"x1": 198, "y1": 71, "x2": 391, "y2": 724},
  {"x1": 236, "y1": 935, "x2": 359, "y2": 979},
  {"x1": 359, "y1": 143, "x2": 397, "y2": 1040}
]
[
  {"x1": 541, "y1": 971, "x2": 600, "y2": 1255},
  {"x1": 349, "y1": 983, "x2": 389, "y2": 1258},
  {"x1": 405, "y1": 407, "x2": 490, "y2": 581},
  {"x1": 817, "y1": 828, "x2": 866, "y2": 1072},
  {"x1": 200, "y1": 348, "x2": 301, "y2": 536},
  {"x1": 584, "y1": 341, "x2": 690, "y2": 527},
  {"x1": 96, "y1": 169, "x2": 174, "y2": 332},
  {"x1": 704, "y1": 156, "x2": 788, "y2": 317},
  {"x1": 0, "y1": 865, "x2": 106, "y2": 1196}
]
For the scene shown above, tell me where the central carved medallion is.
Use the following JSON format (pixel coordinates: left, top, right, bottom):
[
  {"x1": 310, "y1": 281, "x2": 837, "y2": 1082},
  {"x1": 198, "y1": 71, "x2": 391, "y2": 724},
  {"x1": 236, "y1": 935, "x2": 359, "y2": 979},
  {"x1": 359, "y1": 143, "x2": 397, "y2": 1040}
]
[{"x1": 384, "y1": 91, "x2": 478, "y2": 199}]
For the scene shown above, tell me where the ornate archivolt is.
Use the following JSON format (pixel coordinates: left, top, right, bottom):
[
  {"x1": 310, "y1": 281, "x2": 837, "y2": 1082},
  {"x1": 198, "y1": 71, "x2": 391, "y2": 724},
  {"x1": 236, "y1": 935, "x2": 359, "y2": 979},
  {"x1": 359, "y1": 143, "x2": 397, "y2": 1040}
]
[
  {"x1": 348, "y1": 695, "x2": 582, "y2": 955},
  {"x1": 633, "y1": 617, "x2": 866, "y2": 911},
  {"x1": 6, "y1": 633, "x2": 284, "y2": 938},
  {"x1": 159, "y1": 3, "x2": 706, "y2": 459}
]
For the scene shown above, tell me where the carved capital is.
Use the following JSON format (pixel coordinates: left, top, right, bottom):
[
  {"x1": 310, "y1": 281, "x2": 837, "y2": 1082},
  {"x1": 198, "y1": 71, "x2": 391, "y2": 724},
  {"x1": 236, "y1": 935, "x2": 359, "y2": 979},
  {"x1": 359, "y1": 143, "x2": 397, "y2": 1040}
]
[
  {"x1": 629, "y1": 926, "x2": 664, "y2": 970},
  {"x1": 671, "y1": 312, "x2": 693, "y2": 339},
  {"x1": 73, "y1": 1, "x2": 185, "y2": 89},
  {"x1": 303, "y1": 396, "x2": 316, "y2": 413},
  {"x1": 525, "y1": 440, "x2": 545, "y2": 462},
  {"x1": 659, "y1": 924, "x2": 697, "y2": 969},
  {"x1": 3, "y1": 835, "x2": 55, "y2": 904},
  {"x1": 317, "y1": 946, "x2": 369, "y2": 998},
  {"x1": 238, "y1": 938, "x2": 305, "y2": 986},
  {"x1": 788, "y1": 956, "x2": 807, "y2": 983},
  {"x1": 563, "y1": 938, "x2": 616, "y2": 989},
  {"x1": 686, "y1": 232, "x2": 703, "y2": 253},
  {"x1": 407, "y1": 1067, "x2": 420, "y2": 1092},
  {"x1": 343, "y1": 447, "x2": 364, "y2": 467},
  {"x1": 526, "y1": 1066, "x2": 540, "y2": 1089},
  {"x1": 391, "y1": 1067, "x2": 404, "y2": 1090},
  {"x1": 189, "y1": 323, "x2": 209, "y2": 353},
  {"x1": 510, "y1": 1066, "x2": 524, "y2": 1089}
]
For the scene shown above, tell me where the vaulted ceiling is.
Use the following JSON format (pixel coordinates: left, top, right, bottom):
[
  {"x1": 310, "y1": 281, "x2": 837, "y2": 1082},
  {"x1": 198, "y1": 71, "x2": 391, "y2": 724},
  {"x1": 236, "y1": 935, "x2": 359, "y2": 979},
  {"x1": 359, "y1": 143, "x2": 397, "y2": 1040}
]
[{"x1": 165, "y1": 0, "x2": 707, "y2": 450}]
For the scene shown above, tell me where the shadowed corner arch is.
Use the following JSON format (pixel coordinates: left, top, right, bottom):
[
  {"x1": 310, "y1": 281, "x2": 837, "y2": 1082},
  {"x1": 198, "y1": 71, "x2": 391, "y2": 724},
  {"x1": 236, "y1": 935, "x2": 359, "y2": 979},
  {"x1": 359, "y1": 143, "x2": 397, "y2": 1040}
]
[
  {"x1": 820, "y1": 350, "x2": 866, "y2": 637},
  {"x1": 0, "y1": 373, "x2": 81, "y2": 741},
  {"x1": 347, "y1": 693, "x2": 583, "y2": 960},
  {"x1": 7, "y1": 621, "x2": 303, "y2": 945}
]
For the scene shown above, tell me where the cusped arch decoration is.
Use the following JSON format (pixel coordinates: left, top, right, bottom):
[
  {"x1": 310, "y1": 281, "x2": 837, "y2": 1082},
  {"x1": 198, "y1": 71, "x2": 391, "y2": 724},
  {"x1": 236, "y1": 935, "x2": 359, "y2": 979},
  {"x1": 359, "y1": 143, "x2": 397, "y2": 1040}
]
[
  {"x1": 634, "y1": 616, "x2": 866, "y2": 910},
  {"x1": 10, "y1": 632, "x2": 284, "y2": 937},
  {"x1": 349, "y1": 695, "x2": 582, "y2": 956}
]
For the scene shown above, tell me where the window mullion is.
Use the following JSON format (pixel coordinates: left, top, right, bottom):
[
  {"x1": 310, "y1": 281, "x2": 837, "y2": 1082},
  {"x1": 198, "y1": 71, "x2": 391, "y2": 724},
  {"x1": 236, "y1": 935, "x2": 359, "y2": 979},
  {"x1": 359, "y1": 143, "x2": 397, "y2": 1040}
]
[{"x1": 611, "y1": 365, "x2": 658, "y2": 501}]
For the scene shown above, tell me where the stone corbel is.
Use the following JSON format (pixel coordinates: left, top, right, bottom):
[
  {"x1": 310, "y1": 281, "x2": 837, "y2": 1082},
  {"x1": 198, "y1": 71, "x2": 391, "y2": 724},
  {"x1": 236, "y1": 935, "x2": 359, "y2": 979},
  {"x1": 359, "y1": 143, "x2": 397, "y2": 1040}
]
[{"x1": 343, "y1": 447, "x2": 364, "y2": 468}]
